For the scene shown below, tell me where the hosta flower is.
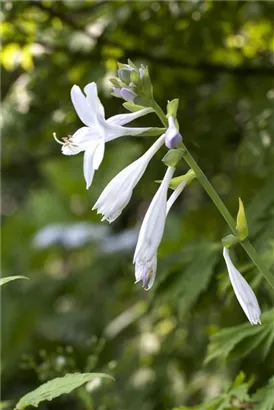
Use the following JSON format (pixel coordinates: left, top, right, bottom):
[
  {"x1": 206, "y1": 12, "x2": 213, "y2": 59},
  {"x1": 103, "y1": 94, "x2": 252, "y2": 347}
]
[
  {"x1": 55, "y1": 82, "x2": 152, "y2": 189},
  {"x1": 93, "y1": 134, "x2": 165, "y2": 223},
  {"x1": 165, "y1": 116, "x2": 182, "y2": 149},
  {"x1": 134, "y1": 174, "x2": 192, "y2": 290},
  {"x1": 223, "y1": 247, "x2": 261, "y2": 325},
  {"x1": 133, "y1": 166, "x2": 175, "y2": 289}
]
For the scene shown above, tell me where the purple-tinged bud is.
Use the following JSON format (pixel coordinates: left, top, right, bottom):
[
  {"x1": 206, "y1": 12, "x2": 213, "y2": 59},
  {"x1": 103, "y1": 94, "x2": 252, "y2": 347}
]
[
  {"x1": 118, "y1": 68, "x2": 131, "y2": 84},
  {"x1": 165, "y1": 116, "x2": 182, "y2": 149},
  {"x1": 112, "y1": 87, "x2": 122, "y2": 98},
  {"x1": 120, "y1": 88, "x2": 137, "y2": 102},
  {"x1": 139, "y1": 68, "x2": 145, "y2": 79}
]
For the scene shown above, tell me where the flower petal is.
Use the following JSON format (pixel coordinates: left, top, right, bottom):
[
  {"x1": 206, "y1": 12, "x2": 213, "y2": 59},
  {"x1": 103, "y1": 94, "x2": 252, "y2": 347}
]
[
  {"x1": 93, "y1": 140, "x2": 105, "y2": 170},
  {"x1": 62, "y1": 143, "x2": 82, "y2": 156},
  {"x1": 107, "y1": 108, "x2": 153, "y2": 126},
  {"x1": 71, "y1": 85, "x2": 94, "y2": 127},
  {"x1": 83, "y1": 147, "x2": 96, "y2": 190},
  {"x1": 84, "y1": 82, "x2": 105, "y2": 118},
  {"x1": 223, "y1": 247, "x2": 261, "y2": 325}
]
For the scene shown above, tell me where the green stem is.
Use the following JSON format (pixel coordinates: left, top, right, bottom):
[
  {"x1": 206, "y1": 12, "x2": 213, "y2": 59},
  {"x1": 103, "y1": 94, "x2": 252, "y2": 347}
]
[{"x1": 153, "y1": 102, "x2": 274, "y2": 290}]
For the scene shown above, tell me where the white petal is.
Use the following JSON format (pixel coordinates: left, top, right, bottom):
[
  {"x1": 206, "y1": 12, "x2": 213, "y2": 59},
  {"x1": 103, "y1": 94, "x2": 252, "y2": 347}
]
[
  {"x1": 83, "y1": 147, "x2": 96, "y2": 189},
  {"x1": 104, "y1": 123, "x2": 152, "y2": 142},
  {"x1": 107, "y1": 108, "x2": 153, "y2": 126},
  {"x1": 166, "y1": 180, "x2": 187, "y2": 214},
  {"x1": 223, "y1": 247, "x2": 261, "y2": 325},
  {"x1": 134, "y1": 166, "x2": 175, "y2": 263},
  {"x1": 84, "y1": 82, "x2": 105, "y2": 118},
  {"x1": 61, "y1": 143, "x2": 82, "y2": 156},
  {"x1": 93, "y1": 135, "x2": 165, "y2": 223},
  {"x1": 71, "y1": 85, "x2": 94, "y2": 127},
  {"x1": 93, "y1": 140, "x2": 105, "y2": 170},
  {"x1": 70, "y1": 127, "x2": 97, "y2": 147}
]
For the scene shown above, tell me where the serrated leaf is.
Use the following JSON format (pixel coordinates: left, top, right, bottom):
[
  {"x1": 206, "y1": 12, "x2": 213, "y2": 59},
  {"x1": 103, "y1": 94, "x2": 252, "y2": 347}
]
[
  {"x1": 251, "y1": 376, "x2": 274, "y2": 410},
  {"x1": 206, "y1": 310, "x2": 274, "y2": 363},
  {"x1": 0, "y1": 276, "x2": 29, "y2": 286},
  {"x1": 14, "y1": 373, "x2": 114, "y2": 410}
]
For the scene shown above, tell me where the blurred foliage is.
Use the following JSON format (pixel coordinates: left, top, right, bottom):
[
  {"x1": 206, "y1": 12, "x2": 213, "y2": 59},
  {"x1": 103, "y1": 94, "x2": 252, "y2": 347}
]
[{"x1": 1, "y1": 1, "x2": 274, "y2": 409}]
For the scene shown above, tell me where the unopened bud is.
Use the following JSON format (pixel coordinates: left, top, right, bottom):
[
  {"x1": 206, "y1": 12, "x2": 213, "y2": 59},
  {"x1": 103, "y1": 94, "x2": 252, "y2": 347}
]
[
  {"x1": 118, "y1": 68, "x2": 131, "y2": 84},
  {"x1": 165, "y1": 116, "x2": 182, "y2": 149},
  {"x1": 112, "y1": 87, "x2": 122, "y2": 98},
  {"x1": 120, "y1": 88, "x2": 137, "y2": 102},
  {"x1": 139, "y1": 68, "x2": 145, "y2": 79}
]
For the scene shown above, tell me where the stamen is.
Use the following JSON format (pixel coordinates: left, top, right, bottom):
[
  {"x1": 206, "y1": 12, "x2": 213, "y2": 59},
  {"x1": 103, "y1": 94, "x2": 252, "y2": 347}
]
[{"x1": 53, "y1": 132, "x2": 64, "y2": 145}]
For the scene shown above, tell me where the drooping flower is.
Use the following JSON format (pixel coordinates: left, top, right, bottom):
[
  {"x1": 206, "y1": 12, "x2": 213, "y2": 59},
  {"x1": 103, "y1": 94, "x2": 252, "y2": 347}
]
[
  {"x1": 133, "y1": 166, "x2": 175, "y2": 289},
  {"x1": 93, "y1": 134, "x2": 165, "y2": 223},
  {"x1": 55, "y1": 82, "x2": 152, "y2": 189},
  {"x1": 223, "y1": 247, "x2": 261, "y2": 325},
  {"x1": 165, "y1": 116, "x2": 182, "y2": 149}
]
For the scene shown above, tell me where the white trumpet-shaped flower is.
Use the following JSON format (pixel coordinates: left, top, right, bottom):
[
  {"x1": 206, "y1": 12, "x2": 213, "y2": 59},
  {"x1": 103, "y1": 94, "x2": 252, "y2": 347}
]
[
  {"x1": 133, "y1": 166, "x2": 175, "y2": 289},
  {"x1": 223, "y1": 247, "x2": 261, "y2": 325},
  {"x1": 93, "y1": 134, "x2": 165, "y2": 223},
  {"x1": 55, "y1": 82, "x2": 152, "y2": 189},
  {"x1": 134, "y1": 174, "x2": 192, "y2": 289}
]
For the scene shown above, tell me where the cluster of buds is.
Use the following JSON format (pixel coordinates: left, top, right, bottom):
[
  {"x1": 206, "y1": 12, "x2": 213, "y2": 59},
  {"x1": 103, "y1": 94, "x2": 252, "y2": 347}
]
[
  {"x1": 54, "y1": 60, "x2": 261, "y2": 325},
  {"x1": 110, "y1": 60, "x2": 153, "y2": 106}
]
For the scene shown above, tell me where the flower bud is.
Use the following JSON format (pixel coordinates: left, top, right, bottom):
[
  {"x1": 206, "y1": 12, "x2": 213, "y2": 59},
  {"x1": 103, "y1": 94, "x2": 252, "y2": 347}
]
[
  {"x1": 165, "y1": 116, "x2": 182, "y2": 149},
  {"x1": 139, "y1": 68, "x2": 145, "y2": 79},
  {"x1": 120, "y1": 88, "x2": 137, "y2": 102},
  {"x1": 112, "y1": 87, "x2": 122, "y2": 98},
  {"x1": 118, "y1": 68, "x2": 131, "y2": 84}
]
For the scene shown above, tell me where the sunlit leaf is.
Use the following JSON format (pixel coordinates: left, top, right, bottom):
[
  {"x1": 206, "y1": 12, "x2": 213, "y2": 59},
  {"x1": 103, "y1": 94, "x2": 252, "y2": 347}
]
[{"x1": 14, "y1": 373, "x2": 114, "y2": 410}]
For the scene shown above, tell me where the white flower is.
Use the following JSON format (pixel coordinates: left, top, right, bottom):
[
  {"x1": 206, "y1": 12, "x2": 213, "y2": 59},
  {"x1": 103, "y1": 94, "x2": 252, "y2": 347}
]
[
  {"x1": 223, "y1": 247, "x2": 261, "y2": 325},
  {"x1": 55, "y1": 82, "x2": 152, "y2": 189},
  {"x1": 133, "y1": 166, "x2": 175, "y2": 289},
  {"x1": 134, "y1": 171, "x2": 193, "y2": 290},
  {"x1": 93, "y1": 134, "x2": 165, "y2": 223}
]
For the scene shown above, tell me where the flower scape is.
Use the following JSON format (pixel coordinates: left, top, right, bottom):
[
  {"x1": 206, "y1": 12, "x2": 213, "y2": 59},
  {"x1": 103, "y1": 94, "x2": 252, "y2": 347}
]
[{"x1": 55, "y1": 60, "x2": 261, "y2": 325}]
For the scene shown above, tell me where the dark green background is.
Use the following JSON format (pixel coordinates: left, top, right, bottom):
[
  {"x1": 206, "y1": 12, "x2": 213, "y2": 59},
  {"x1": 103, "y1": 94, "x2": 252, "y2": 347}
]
[{"x1": 2, "y1": 1, "x2": 274, "y2": 409}]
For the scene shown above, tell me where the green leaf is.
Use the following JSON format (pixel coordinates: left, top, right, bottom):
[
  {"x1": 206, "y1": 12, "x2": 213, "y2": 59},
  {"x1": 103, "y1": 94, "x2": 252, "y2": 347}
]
[
  {"x1": 14, "y1": 373, "x2": 114, "y2": 410},
  {"x1": 206, "y1": 310, "x2": 274, "y2": 363},
  {"x1": 236, "y1": 198, "x2": 249, "y2": 240},
  {"x1": 0, "y1": 276, "x2": 29, "y2": 286},
  {"x1": 251, "y1": 376, "x2": 274, "y2": 410}
]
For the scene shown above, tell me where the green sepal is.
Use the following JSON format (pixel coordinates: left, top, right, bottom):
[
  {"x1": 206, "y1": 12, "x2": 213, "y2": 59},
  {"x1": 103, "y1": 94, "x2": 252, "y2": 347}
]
[
  {"x1": 166, "y1": 99, "x2": 179, "y2": 118},
  {"x1": 141, "y1": 66, "x2": 153, "y2": 98},
  {"x1": 162, "y1": 148, "x2": 185, "y2": 167},
  {"x1": 127, "y1": 59, "x2": 138, "y2": 70},
  {"x1": 236, "y1": 198, "x2": 249, "y2": 240},
  {"x1": 138, "y1": 127, "x2": 166, "y2": 137},
  {"x1": 222, "y1": 234, "x2": 240, "y2": 248},
  {"x1": 123, "y1": 102, "x2": 149, "y2": 112},
  {"x1": 109, "y1": 77, "x2": 121, "y2": 87},
  {"x1": 130, "y1": 70, "x2": 141, "y2": 86},
  {"x1": 117, "y1": 62, "x2": 128, "y2": 69},
  {"x1": 169, "y1": 169, "x2": 196, "y2": 190}
]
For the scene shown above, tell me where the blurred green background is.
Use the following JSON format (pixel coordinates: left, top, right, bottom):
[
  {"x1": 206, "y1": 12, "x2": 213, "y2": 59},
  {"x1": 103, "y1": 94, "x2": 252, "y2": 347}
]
[{"x1": 1, "y1": 1, "x2": 274, "y2": 409}]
